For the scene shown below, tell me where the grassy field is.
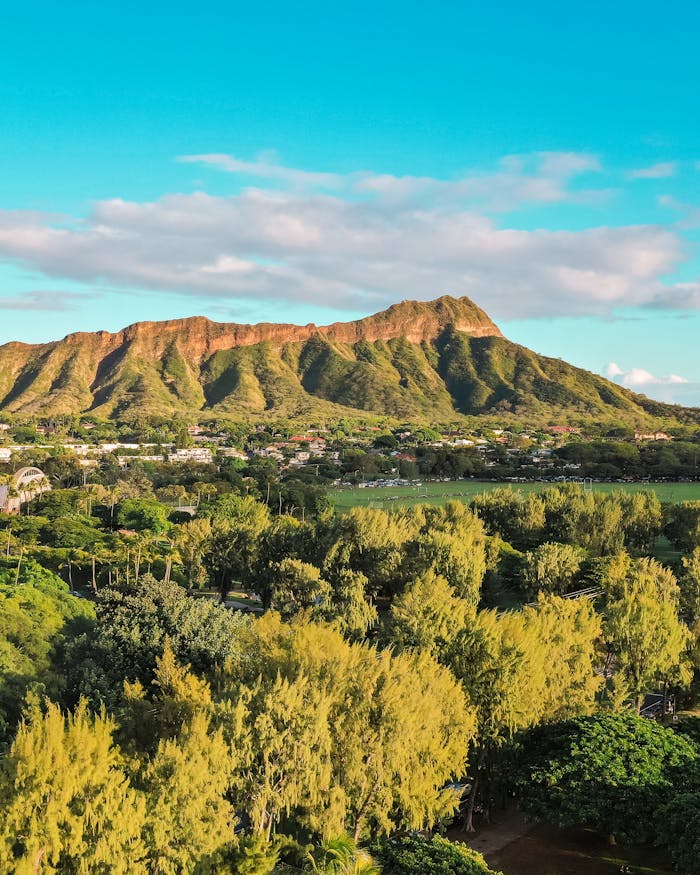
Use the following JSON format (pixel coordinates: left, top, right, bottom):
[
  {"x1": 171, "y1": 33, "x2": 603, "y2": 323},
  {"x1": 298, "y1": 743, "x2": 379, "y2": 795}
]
[{"x1": 330, "y1": 479, "x2": 700, "y2": 511}]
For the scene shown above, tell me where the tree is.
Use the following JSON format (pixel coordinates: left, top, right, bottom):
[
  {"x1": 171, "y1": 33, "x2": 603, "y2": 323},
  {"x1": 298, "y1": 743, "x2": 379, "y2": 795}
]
[
  {"x1": 67, "y1": 576, "x2": 249, "y2": 706},
  {"x1": 540, "y1": 487, "x2": 628, "y2": 556},
  {"x1": 388, "y1": 570, "x2": 471, "y2": 656},
  {"x1": 448, "y1": 610, "x2": 543, "y2": 831},
  {"x1": 322, "y1": 508, "x2": 416, "y2": 598},
  {"x1": 618, "y1": 491, "x2": 663, "y2": 554},
  {"x1": 680, "y1": 547, "x2": 700, "y2": 622},
  {"x1": 172, "y1": 517, "x2": 212, "y2": 590},
  {"x1": 657, "y1": 783, "x2": 700, "y2": 875},
  {"x1": 267, "y1": 558, "x2": 332, "y2": 620},
  {"x1": 325, "y1": 568, "x2": 377, "y2": 639},
  {"x1": 41, "y1": 515, "x2": 106, "y2": 550},
  {"x1": 0, "y1": 561, "x2": 94, "y2": 732},
  {"x1": 515, "y1": 714, "x2": 698, "y2": 844},
  {"x1": 521, "y1": 542, "x2": 584, "y2": 598},
  {"x1": 417, "y1": 503, "x2": 488, "y2": 604},
  {"x1": 666, "y1": 500, "x2": 700, "y2": 552},
  {"x1": 602, "y1": 554, "x2": 692, "y2": 711},
  {"x1": 0, "y1": 699, "x2": 147, "y2": 874},
  {"x1": 119, "y1": 643, "x2": 217, "y2": 754},
  {"x1": 157, "y1": 483, "x2": 190, "y2": 508},
  {"x1": 523, "y1": 595, "x2": 602, "y2": 722},
  {"x1": 307, "y1": 836, "x2": 381, "y2": 875},
  {"x1": 448, "y1": 596, "x2": 601, "y2": 830},
  {"x1": 207, "y1": 493, "x2": 271, "y2": 530},
  {"x1": 470, "y1": 488, "x2": 545, "y2": 550},
  {"x1": 224, "y1": 617, "x2": 475, "y2": 841},
  {"x1": 141, "y1": 711, "x2": 237, "y2": 873},
  {"x1": 116, "y1": 497, "x2": 170, "y2": 534},
  {"x1": 413, "y1": 529, "x2": 484, "y2": 606},
  {"x1": 371, "y1": 835, "x2": 501, "y2": 875},
  {"x1": 203, "y1": 497, "x2": 271, "y2": 600},
  {"x1": 224, "y1": 669, "x2": 335, "y2": 840}
]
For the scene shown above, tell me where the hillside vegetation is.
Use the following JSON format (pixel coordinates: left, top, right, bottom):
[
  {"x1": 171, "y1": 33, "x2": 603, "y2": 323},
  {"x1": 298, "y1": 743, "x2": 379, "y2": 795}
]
[{"x1": 0, "y1": 295, "x2": 696, "y2": 425}]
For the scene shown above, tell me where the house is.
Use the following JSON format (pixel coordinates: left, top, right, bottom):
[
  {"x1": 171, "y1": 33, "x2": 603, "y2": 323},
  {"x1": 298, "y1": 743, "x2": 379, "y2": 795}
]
[
  {"x1": 548, "y1": 426, "x2": 582, "y2": 435},
  {"x1": 634, "y1": 431, "x2": 672, "y2": 442},
  {"x1": 219, "y1": 447, "x2": 249, "y2": 461},
  {"x1": 168, "y1": 447, "x2": 214, "y2": 464}
]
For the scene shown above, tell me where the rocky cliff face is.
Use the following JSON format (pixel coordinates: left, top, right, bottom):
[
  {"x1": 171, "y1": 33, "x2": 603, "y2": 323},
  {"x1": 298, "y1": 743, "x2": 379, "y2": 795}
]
[
  {"x1": 45, "y1": 294, "x2": 502, "y2": 363},
  {"x1": 0, "y1": 294, "x2": 691, "y2": 424}
]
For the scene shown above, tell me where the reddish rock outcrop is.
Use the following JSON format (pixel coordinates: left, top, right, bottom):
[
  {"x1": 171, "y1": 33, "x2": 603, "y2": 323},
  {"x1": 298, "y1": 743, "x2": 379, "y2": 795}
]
[{"x1": 48, "y1": 294, "x2": 502, "y2": 362}]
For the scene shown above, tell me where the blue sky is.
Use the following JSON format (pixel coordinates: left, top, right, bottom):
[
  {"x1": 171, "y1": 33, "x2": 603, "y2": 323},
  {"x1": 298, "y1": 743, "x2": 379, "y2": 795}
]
[{"x1": 1, "y1": 1, "x2": 699, "y2": 403}]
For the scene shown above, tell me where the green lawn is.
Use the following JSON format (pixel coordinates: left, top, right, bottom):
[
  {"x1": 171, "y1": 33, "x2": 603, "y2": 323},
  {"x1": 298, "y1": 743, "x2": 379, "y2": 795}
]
[{"x1": 330, "y1": 479, "x2": 700, "y2": 511}]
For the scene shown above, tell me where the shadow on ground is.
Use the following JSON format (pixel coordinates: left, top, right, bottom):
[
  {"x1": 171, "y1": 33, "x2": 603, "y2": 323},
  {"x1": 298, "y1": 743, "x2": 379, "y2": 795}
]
[{"x1": 449, "y1": 809, "x2": 674, "y2": 875}]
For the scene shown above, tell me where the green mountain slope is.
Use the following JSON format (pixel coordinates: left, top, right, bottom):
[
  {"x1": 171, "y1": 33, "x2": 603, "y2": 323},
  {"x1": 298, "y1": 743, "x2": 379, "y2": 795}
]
[{"x1": 0, "y1": 295, "x2": 695, "y2": 425}]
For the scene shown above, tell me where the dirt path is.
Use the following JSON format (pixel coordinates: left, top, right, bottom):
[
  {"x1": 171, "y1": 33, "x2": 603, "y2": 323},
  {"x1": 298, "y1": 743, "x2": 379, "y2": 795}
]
[
  {"x1": 485, "y1": 825, "x2": 675, "y2": 875},
  {"x1": 447, "y1": 807, "x2": 532, "y2": 857}
]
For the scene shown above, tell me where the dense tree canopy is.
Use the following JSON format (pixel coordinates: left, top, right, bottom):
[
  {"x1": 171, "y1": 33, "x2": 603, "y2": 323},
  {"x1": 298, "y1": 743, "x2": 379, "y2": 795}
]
[
  {"x1": 515, "y1": 714, "x2": 699, "y2": 844},
  {"x1": 0, "y1": 455, "x2": 699, "y2": 871},
  {"x1": 0, "y1": 561, "x2": 94, "y2": 734}
]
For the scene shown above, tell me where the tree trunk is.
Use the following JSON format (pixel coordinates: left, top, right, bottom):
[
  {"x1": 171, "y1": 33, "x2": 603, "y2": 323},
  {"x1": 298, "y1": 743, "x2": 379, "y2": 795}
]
[
  {"x1": 33, "y1": 847, "x2": 45, "y2": 875},
  {"x1": 463, "y1": 748, "x2": 487, "y2": 834},
  {"x1": 91, "y1": 557, "x2": 98, "y2": 595},
  {"x1": 14, "y1": 547, "x2": 24, "y2": 586},
  {"x1": 352, "y1": 780, "x2": 380, "y2": 843},
  {"x1": 661, "y1": 680, "x2": 669, "y2": 722},
  {"x1": 353, "y1": 819, "x2": 363, "y2": 844}
]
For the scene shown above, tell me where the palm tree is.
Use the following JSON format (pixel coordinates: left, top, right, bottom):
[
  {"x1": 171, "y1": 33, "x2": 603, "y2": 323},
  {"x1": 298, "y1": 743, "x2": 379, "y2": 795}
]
[
  {"x1": 80, "y1": 482, "x2": 108, "y2": 517},
  {"x1": 306, "y1": 836, "x2": 381, "y2": 875}
]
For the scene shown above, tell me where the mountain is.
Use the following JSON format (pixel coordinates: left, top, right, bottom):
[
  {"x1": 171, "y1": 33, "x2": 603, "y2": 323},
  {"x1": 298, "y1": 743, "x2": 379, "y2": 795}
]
[{"x1": 0, "y1": 295, "x2": 695, "y2": 424}]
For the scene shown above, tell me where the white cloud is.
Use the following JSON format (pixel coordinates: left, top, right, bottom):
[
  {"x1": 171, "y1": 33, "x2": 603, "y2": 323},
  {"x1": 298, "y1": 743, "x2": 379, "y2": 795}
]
[
  {"x1": 656, "y1": 194, "x2": 700, "y2": 229},
  {"x1": 627, "y1": 162, "x2": 677, "y2": 180},
  {"x1": 178, "y1": 153, "x2": 344, "y2": 189},
  {"x1": 0, "y1": 152, "x2": 694, "y2": 321},
  {"x1": 0, "y1": 290, "x2": 90, "y2": 311},
  {"x1": 618, "y1": 367, "x2": 688, "y2": 387},
  {"x1": 647, "y1": 282, "x2": 700, "y2": 308},
  {"x1": 180, "y1": 150, "x2": 604, "y2": 212},
  {"x1": 605, "y1": 362, "x2": 700, "y2": 406}
]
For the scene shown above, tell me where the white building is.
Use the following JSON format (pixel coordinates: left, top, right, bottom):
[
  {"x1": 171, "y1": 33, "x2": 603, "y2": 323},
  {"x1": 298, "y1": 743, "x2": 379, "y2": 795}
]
[
  {"x1": 168, "y1": 447, "x2": 214, "y2": 464},
  {"x1": 0, "y1": 467, "x2": 51, "y2": 514}
]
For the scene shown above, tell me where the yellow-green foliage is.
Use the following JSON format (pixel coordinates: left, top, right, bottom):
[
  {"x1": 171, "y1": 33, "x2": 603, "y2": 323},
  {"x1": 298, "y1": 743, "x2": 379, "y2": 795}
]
[
  {"x1": 224, "y1": 616, "x2": 477, "y2": 841},
  {"x1": 602, "y1": 553, "x2": 693, "y2": 709},
  {"x1": 0, "y1": 700, "x2": 147, "y2": 875},
  {"x1": 389, "y1": 569, "x2": 472, "y2": 655},
  {"x1": 450, "y1": 595, "x2": 602, "y2": 746}
]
